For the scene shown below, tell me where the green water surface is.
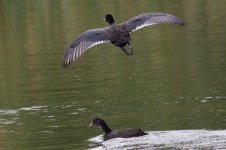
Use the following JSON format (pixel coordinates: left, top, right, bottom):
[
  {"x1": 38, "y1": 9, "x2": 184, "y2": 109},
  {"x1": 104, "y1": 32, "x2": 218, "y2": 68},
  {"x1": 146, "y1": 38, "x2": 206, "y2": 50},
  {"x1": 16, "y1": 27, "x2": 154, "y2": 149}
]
[{"x1": 0, "y1": 0, "x2": 226, "y2": 149}]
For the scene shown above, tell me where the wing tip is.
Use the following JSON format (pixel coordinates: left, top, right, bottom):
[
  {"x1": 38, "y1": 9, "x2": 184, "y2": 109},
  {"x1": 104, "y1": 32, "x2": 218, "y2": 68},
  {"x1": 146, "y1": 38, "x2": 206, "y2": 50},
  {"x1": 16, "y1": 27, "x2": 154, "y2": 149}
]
[
  {"x1": 62, "y1": 56, "x2": 72, "y2": 67},
  {"x1": 62, "y1": 57, "x2": 74, "y2": 67},
  {"x1": 178, "y1": 19, "x2": 185, "y2": 26},
  {"x1": 169, "y1": 18, "x2": 185, "y2": 26},
  {"x1": 62, "y1": 62, "x2": 70, "y2": 67}
]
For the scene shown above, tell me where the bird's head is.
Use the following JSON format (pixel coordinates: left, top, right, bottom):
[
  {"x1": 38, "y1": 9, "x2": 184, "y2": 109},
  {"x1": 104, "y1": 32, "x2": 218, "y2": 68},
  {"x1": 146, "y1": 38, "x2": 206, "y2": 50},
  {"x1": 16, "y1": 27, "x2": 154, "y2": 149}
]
[
  {"x1": 89, "y1": 118, "x2": 105, "y2": 127},
  {"x1": 105, "y1": 14, "x2": 115, "y2": 25}
]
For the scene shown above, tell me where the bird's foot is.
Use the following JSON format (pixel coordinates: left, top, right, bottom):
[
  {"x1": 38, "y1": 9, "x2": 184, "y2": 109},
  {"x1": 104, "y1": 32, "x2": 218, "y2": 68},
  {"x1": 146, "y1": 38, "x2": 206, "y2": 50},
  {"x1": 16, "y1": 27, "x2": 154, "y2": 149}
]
[
  {"x1": 121, "y1": 47, "x2": 134, "y2": 56},
  {"x1": 127, "y1": 42, "x2": 133, "y2": 55},
  {"x1": 127, "y1": 46, "x2": 134, "y2": 56},
  {"x1": 121, "y1": 48, "x2": 129, "y2": 56}
]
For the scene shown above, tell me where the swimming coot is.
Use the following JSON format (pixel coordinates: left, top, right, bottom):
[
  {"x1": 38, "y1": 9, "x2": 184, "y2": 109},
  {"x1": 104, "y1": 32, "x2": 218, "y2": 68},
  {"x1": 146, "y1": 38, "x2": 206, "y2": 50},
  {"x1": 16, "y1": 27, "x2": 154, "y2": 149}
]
[
  {"x1": 89, "y1": 118, "x2": 147, "y2": 140},
  {"x1": 62, "y1": 13, "x2": 184, "y2": 67}
]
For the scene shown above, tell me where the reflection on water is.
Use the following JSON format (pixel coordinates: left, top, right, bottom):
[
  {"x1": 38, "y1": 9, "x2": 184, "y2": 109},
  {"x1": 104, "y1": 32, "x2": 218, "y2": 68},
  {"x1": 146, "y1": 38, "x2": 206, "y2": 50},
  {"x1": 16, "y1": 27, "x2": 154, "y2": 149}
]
[
  {"x1": 88, "y1": 130, "x2": 226, "y2": 149},
  {"x1": 0, "y1": 0, "x2": 226, "y2": 149}
]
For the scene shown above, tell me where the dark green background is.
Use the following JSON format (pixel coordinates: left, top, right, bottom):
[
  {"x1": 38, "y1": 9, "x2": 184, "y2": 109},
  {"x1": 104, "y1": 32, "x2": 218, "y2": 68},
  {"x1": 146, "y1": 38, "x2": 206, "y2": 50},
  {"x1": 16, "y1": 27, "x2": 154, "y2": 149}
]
[{"x1": 0, "y1": 0, "x2": 226, "y2": 149}]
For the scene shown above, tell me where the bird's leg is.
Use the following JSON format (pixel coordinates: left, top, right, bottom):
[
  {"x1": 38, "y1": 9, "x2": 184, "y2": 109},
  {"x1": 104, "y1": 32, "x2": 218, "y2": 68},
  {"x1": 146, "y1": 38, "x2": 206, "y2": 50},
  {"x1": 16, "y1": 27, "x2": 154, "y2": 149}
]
[
  {"x1": 128, "y1": 42, "x2": 134, "y2": 55},
  {"x1": 120, "y1": 42, "x2": 133, "y2": 56},
  {"x1": 121, "y1": 47, "x2": 129, "y2": 56}
]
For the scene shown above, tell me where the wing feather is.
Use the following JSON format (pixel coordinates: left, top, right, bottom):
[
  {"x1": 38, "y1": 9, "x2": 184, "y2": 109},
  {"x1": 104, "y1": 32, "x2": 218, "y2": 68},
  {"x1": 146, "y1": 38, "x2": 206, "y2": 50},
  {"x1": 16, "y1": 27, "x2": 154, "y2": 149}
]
[
  {"x1": 62, "y1": 28, "x2": 110, "y2": 67},
  {"x1": 121, "y1": 13, "x2": 184, "y2": 33}
]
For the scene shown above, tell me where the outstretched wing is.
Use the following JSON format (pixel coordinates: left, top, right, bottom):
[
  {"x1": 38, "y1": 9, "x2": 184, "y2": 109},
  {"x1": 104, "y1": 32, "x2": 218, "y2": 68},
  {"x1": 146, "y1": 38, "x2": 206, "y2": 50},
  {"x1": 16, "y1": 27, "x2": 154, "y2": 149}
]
[
  {"x1": 62, "y1": 28, "x2": 110, "y2": 67},
  {"x1": 121, "y1": 13, "x2": 184, "y2": 33}
]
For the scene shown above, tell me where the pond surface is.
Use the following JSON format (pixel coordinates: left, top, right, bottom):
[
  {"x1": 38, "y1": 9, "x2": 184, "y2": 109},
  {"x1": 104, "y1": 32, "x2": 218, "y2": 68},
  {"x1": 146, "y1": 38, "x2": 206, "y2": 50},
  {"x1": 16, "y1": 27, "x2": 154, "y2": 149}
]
[{"x1": 0, "y1": 0, "x2": 226, "y2": 149}]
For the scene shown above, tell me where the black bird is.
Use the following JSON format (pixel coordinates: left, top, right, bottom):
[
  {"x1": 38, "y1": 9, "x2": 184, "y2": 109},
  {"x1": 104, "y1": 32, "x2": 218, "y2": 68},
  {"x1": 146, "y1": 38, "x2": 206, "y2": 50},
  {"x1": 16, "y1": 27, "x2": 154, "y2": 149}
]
[
  {"x1": 89, "y1": 118, "x2": 147, "y2": 140},
  {"x1": 62, "y1": 13, "x2": 184, "y2": 67}
]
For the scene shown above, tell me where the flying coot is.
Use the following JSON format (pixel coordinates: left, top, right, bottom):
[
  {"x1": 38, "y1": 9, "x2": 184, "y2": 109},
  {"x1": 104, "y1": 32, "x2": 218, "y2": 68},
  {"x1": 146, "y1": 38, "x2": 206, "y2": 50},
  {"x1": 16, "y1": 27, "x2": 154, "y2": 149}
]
[
  {"x1": 62, "y1": 13, "x2": 184, "y2": 67},
  {"x1": 89, "y1": 118, "x2": 147, "y2": 140}
]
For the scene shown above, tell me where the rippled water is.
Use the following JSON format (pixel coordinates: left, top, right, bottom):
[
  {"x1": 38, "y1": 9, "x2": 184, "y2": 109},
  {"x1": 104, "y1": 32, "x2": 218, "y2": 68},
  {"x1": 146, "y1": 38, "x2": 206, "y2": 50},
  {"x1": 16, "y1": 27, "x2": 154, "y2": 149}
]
[{"x1": 0, "y1": 0, "x2": 226, "y2": 149}]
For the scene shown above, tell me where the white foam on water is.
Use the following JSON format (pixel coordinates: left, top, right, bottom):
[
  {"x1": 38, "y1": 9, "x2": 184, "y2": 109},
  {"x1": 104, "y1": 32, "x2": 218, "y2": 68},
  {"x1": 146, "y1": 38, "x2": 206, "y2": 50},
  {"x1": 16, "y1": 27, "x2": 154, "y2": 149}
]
[
  {"x1": 0, "y1": 119, "x2": 16, "y2": 125},
  {"x1": 0, "y1": 109, "x2": 18, "y2": 115},
  {"x1": 18, "y1": 105, "x2": 48, "y2": 111},
  {"x1": 88, "y1": 130, "x2": 226, "y2": 150}
]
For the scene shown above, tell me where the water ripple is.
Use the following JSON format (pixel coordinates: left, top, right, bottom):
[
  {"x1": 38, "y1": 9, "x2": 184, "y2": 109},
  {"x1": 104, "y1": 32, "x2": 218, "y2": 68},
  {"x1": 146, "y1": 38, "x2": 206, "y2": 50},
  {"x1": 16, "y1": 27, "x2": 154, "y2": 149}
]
[
  {"x1": 0, "y1": 109, "x2": 18, "y2": 115},
  {"x1": 18, "y1": 105, "x2": 48, "y2": 111},
  {"x1": 0, "y1": 119, "x2": 16, "y2": 125}
]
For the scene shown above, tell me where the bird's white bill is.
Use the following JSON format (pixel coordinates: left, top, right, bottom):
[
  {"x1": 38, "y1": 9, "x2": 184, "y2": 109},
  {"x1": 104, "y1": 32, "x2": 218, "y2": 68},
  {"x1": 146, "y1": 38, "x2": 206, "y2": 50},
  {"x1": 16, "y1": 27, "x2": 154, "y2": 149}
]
[{"x1": 89, "y1": 122, "x2": 94, "y2": 127}]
